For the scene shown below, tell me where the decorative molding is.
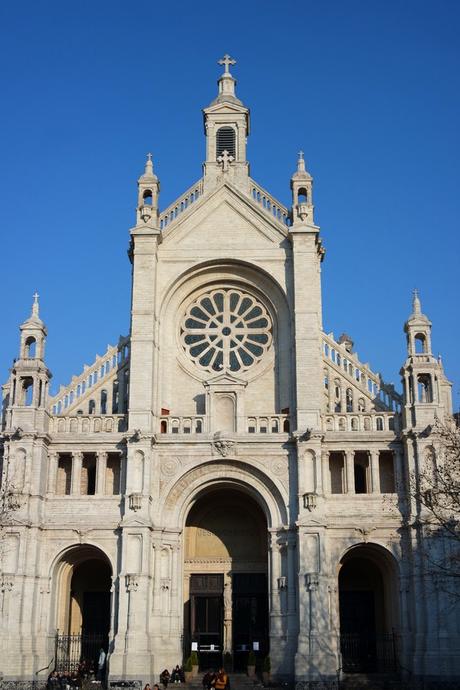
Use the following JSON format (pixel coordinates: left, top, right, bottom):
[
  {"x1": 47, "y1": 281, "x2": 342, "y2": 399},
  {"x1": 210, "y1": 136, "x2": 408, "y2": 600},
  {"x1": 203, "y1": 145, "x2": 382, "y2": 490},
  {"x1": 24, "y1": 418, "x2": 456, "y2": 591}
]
[
  {"x1": 355, "y1": 526, "x2": 376, "y2": 542},
  {"x1": 277, "y1": 575, "x2": 287, "y2": 590},
  {"x1": 128, "y1": 493, "x2": 142, "y2": 511},
  {"x1": 305, "y1": 572, "x2": 319, "y2": 591},
  {"x1": 303, "y1": 492, "x2": 317, "y2": 511},
  {"x1": 212, "y1": 439, "x2": 236, "y2": 457},
  {"x1": 271, "y1": 458, "x2": 287, "y2": 476},
  {"x1": 125, "y1": 573, "x2": 139, "y2": 592},
  {"x1": 160, "y1": 457, "x2": 181, "y2": 477},
  {"x1": 0, "y1": 575, "x2": 14, "y2": 593}
]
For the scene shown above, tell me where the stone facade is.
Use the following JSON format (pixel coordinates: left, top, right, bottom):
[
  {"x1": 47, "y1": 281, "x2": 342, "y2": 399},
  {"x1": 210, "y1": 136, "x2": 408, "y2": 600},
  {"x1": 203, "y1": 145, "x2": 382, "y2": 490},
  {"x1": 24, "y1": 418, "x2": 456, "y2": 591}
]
[{"x1": 1, "y1": 57, "x2": 458, "y2": 685}]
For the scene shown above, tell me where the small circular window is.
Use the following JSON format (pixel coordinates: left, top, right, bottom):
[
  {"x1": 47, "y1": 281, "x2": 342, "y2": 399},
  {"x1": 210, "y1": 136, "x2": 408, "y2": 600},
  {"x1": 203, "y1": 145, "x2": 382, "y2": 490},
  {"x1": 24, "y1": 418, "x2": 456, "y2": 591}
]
[{"x1": 180, "y1": 288, "x2": 272, "y2": 373}]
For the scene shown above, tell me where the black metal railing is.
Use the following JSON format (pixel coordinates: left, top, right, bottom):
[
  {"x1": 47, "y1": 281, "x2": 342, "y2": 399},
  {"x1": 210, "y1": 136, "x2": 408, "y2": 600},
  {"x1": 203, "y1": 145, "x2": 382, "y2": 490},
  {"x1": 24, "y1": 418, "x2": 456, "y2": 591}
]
[
  {"x1": 55, "y1": 633, "x2": 107, "y2": 672},
  {"x1": 340, "y1": 632, "x2": 397, "y2": 673}
]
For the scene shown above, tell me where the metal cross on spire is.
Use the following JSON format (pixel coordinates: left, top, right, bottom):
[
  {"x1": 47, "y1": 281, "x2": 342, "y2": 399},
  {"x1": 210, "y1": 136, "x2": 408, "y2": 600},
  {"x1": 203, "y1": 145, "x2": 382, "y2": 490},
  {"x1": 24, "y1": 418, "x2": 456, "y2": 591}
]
[
  {"x1": 32, "y1": 292, "x2": 40, "y2": 318},
  {"x1": 218, "y1": 54, "x2": 236, "y2": 74}
]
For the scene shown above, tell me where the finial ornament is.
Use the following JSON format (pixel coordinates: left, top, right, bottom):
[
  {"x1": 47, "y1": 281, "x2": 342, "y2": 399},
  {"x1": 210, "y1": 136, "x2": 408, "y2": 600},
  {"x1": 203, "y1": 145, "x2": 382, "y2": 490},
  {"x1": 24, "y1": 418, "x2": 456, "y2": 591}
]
[
  {"x1": 144, "y1": 152, "x2": 154, "y2": 176},
  {"x1": 412, "y1": 288, "x2": 421, "y2": 315},
  {"x1": 32, "y1": 292, "x2": 40, "y2": 318},
  {"x1": 297, "y1": 150, "x2": 306, "y2": 173},
  {"x1": 218, "y1": 54, "x2": 236, "y2": 74}
]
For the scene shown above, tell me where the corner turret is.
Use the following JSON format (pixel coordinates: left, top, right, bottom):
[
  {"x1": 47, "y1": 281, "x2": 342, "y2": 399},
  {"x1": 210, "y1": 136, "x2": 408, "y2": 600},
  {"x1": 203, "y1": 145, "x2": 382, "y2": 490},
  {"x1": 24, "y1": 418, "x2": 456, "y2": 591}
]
[
  {"x1": 135, "y1": 153, "x2": 160, "y2": 229},
  {"x1": 400, "y1": 290, "x2": 452, "y2": 429},
  {"x1": 291, "y1": 151, "x2": 315, "y2": 227},
  {"x1": 4, "y1": 294, "x2": 52, "y2": 433}
]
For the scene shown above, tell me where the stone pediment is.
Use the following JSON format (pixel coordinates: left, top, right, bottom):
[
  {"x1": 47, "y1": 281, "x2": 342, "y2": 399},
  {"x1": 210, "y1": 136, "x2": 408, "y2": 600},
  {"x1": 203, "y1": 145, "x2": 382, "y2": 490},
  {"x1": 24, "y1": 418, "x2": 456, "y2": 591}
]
[
  {"x1": 160, "y1": 183, "x2": 289, "y2": 249},
  {"x1": 204, "y1": 101, "x2": 248, "y2": 115},
  {"x1": 204, "y1": 372, "x2": 247, "y2": 388}
]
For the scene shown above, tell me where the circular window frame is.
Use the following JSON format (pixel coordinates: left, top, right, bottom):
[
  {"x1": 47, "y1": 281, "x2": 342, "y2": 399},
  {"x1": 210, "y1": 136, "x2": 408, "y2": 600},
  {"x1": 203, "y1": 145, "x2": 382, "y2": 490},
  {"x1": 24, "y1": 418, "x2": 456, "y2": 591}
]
[{"x1": 176, "y1": 284, "x2": 276, "y2": 381}]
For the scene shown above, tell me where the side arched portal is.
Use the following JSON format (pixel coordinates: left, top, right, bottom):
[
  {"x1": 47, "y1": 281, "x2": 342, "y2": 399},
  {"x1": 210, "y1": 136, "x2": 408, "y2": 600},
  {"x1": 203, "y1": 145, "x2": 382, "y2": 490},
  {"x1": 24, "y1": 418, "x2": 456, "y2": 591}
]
[
  {"x1": 52, "y1": 545, "x2": 112, "y2": 672},
  {"x1": 338, "y1": 544, "x2": 399, "y2": 674}
]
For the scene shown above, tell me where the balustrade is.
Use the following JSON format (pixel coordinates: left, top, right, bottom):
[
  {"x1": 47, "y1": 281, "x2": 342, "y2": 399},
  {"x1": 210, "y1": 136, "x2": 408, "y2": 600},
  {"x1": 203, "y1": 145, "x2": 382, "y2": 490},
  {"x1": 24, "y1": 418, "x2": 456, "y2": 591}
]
[
  {"x1": 249, "y1": 180, "x2": 291, "y2": 226},
  {"x1": 158, "y1": 414, "x2": 290, "y2": 434},
  {"x1": 159, "y1": 180, "x2": 204, "y2": 229},
  {"x1": 322, "y1": 412, "x2": 400, "y2": 433},
  {"x1": 50, "y1": 414, "x2": 128, "y2": 434}
]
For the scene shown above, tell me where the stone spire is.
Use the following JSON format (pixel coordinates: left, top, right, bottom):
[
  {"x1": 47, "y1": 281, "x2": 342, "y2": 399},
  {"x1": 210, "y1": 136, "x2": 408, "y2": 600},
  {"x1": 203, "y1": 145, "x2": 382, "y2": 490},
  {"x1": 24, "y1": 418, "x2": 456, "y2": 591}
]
[
  {"x1": 135, "y1": 153, "x2": 160, "y2": 228},
  {"x1": 412, "y1": 288, "x2": 421, "y2": 316},
  {"x1": 297, "y1": 151, "x2": 306, "y2": 173},
  {"x1": 203, "y1": 55, "x2": 250, "y2": 191},
  {"x1": 32, "y1": 291, "x2": 40, "y2": 319},
  {"x1": 291, "y1": 150, "x2": 314, "y2": 225},
  {"x1": 140, "y1": 152, "x2": 157, "y2": 181},
  {"x1": 22, "y1": 292, "x2": 44, "y2": 327}
]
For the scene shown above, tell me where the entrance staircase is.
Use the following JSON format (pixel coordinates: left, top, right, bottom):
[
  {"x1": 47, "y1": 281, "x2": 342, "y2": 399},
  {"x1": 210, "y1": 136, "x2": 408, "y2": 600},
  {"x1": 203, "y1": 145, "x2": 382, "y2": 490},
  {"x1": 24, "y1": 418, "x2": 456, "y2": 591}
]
[{"x1": 187, "y1": 675, "x2": 263, "y2": 690}]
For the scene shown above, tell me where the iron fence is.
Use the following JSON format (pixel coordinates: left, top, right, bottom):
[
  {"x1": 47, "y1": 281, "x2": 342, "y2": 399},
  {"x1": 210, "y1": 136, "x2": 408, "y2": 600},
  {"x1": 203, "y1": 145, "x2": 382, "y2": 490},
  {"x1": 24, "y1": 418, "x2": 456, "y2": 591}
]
[
  {"x1": 339, "y1": 632, "x2": 397, "y2": 673},
  {"x1": 54, "y1": 633, "x2": 107, "y2": 672}
]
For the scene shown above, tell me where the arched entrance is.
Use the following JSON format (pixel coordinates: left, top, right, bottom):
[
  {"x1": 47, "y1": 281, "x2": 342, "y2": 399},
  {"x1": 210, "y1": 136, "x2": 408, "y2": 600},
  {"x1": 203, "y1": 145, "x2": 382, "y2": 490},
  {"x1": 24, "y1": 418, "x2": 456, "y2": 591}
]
[
  {"x1": 184, "y1": 487, "x2": 269, "y2": 670},
  {"x1": 54, "y1": 545, "x2": 112, "y2": 671},
  {"x1": 338, "y1": 545, "x2": 399, "y2": 673}
]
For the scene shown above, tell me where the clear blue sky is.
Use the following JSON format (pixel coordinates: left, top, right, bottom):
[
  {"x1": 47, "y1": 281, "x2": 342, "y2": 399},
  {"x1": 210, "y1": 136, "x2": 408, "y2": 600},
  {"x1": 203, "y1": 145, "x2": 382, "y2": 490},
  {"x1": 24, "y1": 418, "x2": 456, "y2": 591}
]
[{"x1": 1, "y1": 1, "x2": 459, "y2": 408}]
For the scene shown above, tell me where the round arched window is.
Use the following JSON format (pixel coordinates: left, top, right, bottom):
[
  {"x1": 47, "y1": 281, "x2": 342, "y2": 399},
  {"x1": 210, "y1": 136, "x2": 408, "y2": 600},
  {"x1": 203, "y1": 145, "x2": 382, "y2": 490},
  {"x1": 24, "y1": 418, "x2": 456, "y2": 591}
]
[{"x1": 180, "y1": 288, "x2": 272, "y2": 373}]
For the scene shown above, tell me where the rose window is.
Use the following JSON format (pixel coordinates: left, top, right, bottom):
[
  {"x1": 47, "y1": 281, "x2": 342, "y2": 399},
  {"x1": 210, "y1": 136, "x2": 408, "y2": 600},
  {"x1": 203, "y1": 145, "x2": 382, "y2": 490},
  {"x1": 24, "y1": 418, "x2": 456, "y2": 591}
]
[{"x1": 180, "y1": 288, "x2": 272, "y2": 373}]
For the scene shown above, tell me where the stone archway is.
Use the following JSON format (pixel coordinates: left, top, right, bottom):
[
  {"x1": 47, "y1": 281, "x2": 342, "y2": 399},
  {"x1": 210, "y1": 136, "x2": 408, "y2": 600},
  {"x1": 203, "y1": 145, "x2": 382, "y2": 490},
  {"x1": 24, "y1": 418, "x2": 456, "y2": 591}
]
[
  {"x1": 53, "y1": 545, "x2": 112, "y2": 671},
  {"x1": 338, "y1": 544, "x2": 399, "y2": 674},
  {"x1": 183, "y1": 486, "x2": 270, "y2": 671}
]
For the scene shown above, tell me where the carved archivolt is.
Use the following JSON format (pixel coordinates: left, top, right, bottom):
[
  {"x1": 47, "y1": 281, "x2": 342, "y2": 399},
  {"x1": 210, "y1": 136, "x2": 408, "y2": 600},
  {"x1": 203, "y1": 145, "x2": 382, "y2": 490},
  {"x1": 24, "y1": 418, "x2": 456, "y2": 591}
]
[{"x1": 161, "y1": 459, "x2": 288, "y2": 528}]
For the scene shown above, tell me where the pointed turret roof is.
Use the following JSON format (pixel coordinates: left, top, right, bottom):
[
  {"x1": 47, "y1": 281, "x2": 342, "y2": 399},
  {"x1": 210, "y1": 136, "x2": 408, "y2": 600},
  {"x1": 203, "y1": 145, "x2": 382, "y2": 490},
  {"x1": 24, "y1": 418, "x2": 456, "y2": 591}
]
[
  {"x1": 406, "y1": 289, "x2": 430, "y2": 325},
  {"x1": 20, "y1": 292, "x2": 45, "y2": 329},
  {"x1": 139, "y1": 152, "x2": 158, "y2": 182}
]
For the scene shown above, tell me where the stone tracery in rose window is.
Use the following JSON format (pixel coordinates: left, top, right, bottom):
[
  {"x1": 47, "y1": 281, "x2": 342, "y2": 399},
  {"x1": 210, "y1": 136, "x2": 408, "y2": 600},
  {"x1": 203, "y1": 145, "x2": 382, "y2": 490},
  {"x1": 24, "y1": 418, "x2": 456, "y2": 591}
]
[{"x1": 180, "y1": 288, "x2": 272, "y2": 373}]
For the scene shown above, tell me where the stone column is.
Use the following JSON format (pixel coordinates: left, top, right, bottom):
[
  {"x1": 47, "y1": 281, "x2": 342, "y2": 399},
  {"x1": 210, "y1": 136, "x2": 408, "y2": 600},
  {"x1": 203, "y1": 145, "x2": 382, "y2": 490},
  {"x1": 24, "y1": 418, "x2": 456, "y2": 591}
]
[
  {"x1": 370, "y1": 450, "x2": 380, "y2": 493},
  {"x1": 287, "y1": 541, "x2": 297, "y2": 617},
  {"x1": 96, "y1": 451, "x2": 107, "y2": 495},
  {"x1": 152, "y1": 542, "x2": 162, "y2": 612},
  {"x1": 71, "y1": 452, "x2": 82, "y2": 495},
  {"x1": 223, "y1": 576, "x2": 232, "y2": 654},
  {"x1": 47, "y1": 452, "x2": 58, "y2": 494},
  {"x1": 269, "y1": 537, "x2": 282, "y2": 616},
  {"x1": 393, "y1": 448, "x2": 404, "y2": 494},
  {"x1": 328, "y1": 377, "x2": 335, "y2": 412},
  {"x1": 345, "y1": 450, "x2": 355, "y2": 494},
  {"x1": 321, "y1": 450, "x2": 330, "y2": 495}
]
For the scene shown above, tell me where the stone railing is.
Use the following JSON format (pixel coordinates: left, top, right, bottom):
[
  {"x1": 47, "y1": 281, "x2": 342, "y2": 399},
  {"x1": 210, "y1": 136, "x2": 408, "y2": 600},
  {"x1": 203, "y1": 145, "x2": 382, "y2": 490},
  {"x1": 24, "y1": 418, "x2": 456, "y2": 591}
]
[
  {"x1": 159, "y1": 179, "x2": 204, "y2": 230},
  {"x1": 246, "y1": 414, "x2": 291, "y2": 434},
  {"x1": 159, "y1": 415, "x2": 206, "y2": 434},
  {"x1": 322, "y1": 412, "x2": 400, "y2": 433},
  {"x1": 249, "y1": 179, "x2": 291, "y2": 227},
  {"x1": 49, "y1": 414, "x2": 128, "y2": 434},
  {"x1": 159, "y1": 414, "x2": 290, "y2": 435}
]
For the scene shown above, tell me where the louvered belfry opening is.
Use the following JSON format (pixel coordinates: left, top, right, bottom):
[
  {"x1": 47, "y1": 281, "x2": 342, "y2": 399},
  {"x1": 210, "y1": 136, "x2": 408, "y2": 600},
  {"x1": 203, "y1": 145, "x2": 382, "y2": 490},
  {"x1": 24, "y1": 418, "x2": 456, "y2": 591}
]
[{"x1": 216, "y1": 127, "x2": 236, "y2": 159}]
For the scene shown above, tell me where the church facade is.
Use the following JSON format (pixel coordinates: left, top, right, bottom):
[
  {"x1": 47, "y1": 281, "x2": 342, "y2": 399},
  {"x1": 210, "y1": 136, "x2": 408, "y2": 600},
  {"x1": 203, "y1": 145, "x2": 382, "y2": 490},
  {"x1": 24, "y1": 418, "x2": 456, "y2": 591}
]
[{"x1": 1, "y1": 58, "x2": 458, "y2": 685}]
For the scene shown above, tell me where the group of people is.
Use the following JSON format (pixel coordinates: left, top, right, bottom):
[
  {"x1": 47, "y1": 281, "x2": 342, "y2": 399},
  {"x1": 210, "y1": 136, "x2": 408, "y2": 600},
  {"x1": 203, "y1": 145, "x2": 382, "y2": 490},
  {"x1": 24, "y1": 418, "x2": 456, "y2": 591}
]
[
  {"x1": 47, "y1": 671, "x2": 82, "y2": 690},
  {"x1": 159, "y1": 665, "x2": 186, "y2": 686},
  {"x1": 143, "y1": 666, "x2": 229, "y2": 690},
  {"x1": 47, "y1": 649, "x2": 107, "y2": 690},
  {"x1": 202, "y1": 668, "x2": 229, "y2": 690}
]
